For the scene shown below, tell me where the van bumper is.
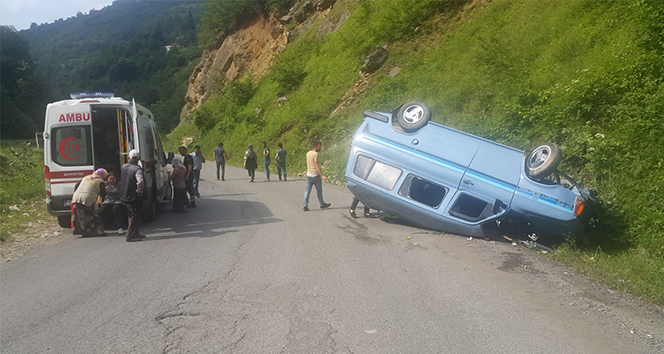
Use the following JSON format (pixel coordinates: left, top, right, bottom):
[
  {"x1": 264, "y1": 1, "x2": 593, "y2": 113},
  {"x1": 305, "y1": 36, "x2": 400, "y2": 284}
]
[{"x1": 46, "y1": 196, "x2": 72, "y2": 216}]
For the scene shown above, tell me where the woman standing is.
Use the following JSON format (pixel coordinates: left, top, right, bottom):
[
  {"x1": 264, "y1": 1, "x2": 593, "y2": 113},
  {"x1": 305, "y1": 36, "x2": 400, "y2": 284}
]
[
  {"x1": 169, "y1": 157, "x2": 188, "y2": 212},
  {"x1": 244, "y1": 144, "x2": 258, "y2": 182},
  {"x1": 72, "y1": 168, "x2": 109, "y2": 237},
  {"x1": 100, "y1": 172, "x2": 127, "y2": 231}
]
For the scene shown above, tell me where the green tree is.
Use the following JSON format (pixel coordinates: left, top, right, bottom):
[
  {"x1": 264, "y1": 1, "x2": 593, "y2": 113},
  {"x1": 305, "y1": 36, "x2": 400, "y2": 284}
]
[{"x1": 0, "y1": 26, "x2": 42, "y2": 138}]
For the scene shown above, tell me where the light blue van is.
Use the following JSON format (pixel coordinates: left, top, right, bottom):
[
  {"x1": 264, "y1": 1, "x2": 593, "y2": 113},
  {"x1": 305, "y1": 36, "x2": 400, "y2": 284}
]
[{"x1": 345, "y1": 101, "x2": 598, "y2": 245}]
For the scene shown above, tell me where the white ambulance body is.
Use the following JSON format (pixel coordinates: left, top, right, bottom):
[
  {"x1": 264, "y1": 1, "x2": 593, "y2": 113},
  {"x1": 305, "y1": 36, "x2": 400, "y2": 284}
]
[{"x1": 43, "y1": 92, "x2": 173, "y2": 227}]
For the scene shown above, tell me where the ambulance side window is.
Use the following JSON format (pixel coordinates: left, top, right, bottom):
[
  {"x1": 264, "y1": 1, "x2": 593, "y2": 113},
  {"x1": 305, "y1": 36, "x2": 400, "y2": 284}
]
[
  {"x1": 52, "y1": 126, "x2": 93, "y2": 166},
  {"x1": 138, "y1": 119, "x2": 155, "y2": 162}
]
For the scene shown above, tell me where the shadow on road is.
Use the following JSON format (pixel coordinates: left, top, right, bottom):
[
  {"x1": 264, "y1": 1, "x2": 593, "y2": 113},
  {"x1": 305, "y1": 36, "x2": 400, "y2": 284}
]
[{"x1": 92, "y1": 198, "x2": 283, "y2": 241}]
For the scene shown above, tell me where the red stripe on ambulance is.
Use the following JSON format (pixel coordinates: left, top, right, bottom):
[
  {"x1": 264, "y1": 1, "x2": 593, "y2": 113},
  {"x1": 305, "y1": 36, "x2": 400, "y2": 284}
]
[{"x1": 50, "y1": 170, "x2": 92, "y2": 179}]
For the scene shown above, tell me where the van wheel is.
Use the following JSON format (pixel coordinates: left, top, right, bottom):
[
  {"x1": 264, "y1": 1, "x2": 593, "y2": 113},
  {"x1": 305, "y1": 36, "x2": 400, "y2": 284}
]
[
  {"x1": 396, "y1": 101, "x2": 431, "y2": 132},
  {"x1": 57, "y1": 215, "x2": 71, "y2": 228},
  {"x1": 526, "y1": 143, "x2": 562, "y2": 179},
  {"x1": 164, "y1": 182, "x2": 173, "y2": 202},
  {"x1": 144, "y1": 200, "x2": 157, "y2": 222}
]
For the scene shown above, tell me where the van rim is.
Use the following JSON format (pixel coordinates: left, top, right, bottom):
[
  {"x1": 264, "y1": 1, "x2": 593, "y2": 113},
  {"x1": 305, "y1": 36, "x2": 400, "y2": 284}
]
[{"x1": 403, "y1": 104, "x2": 425, "y2": 124}]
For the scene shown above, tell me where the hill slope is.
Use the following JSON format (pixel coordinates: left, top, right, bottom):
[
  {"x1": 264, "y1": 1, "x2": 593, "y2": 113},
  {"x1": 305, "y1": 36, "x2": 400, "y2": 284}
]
[{"x1": 168, "y1": 0, "x2": 664, "y2": 305}]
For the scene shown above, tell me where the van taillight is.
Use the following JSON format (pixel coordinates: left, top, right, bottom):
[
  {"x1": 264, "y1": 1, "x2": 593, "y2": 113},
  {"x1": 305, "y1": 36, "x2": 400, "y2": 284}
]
[
  {"x1": 45, "y1": 165, "x2": 51, "y2": 196},
  {"x1": 574, "y1": 199, "x2": 585, "y2": 216}
]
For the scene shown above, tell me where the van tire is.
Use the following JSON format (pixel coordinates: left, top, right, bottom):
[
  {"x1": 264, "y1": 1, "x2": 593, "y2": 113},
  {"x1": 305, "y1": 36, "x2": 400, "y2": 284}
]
[
  {"x1": 396, "y1": 101, "x2": 431, "y2": 132},
  {"x1": 144, "y1": 200, "x2": 157, "y2": 222},
  {"x1": 526, "y1": 143, "x2": 562, "y2": 179},
  {"x1": 57, "y1": 215, "x2": 71, "y2": 228}
]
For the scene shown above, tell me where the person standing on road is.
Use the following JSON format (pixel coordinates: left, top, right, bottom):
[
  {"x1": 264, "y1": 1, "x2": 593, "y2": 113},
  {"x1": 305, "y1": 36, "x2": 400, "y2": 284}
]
[
  {"x1": 214, "y1": 142, "x2": 228, "y2": 181},
  {"x1": 244, "y1": 144, "x2": 258, "y2": 182},
  {"x1": 72, "y1": 168, "x2": 109, "y2": 237},
  {"x1": 169, "y1": 157, "x2": 188, "y2": 213},
  {"x1": 179, "y1": 146, "x2": 196, "y2": 208},
  {"x1": 275, "y1": 142, "x2": 287, "y2": 181},
  {"x1": 261, "y1": 141, "x2": 271, "y2": 182},
  {"x1": 349, "y1": 196, "x2": 371, "y2": 218},
  {"x1": 303, "y1": 141, "x2": 331, "y2": 211},
  {"x1": 190, "y1": 145, "x2": 205, "y2": 197},
  {"x1": 120, "y1": 150, "x2": 145, "y2": 242}
]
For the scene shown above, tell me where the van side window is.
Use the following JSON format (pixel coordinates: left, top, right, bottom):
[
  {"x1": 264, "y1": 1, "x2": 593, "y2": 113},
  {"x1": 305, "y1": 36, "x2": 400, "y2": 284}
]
[
  {"x1": 449, "y1": 194, "x2": 490, "y2": 221},
  {"x1": 398, "y1": 174, "x2": 447, "y2": 208},
  {"x1": 51, "y1": 126, "x2": 93, "y2": 166},
  {"x1": 354, "y1": 155, "x2": 402, "y2": 191},
  {"x1": 353, "y1": 155, "x2": 375, "y2": 179}
]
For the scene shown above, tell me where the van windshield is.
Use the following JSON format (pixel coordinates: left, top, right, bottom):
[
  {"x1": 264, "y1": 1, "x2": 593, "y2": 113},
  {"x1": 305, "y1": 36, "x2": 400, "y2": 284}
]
[{"x1": 51, "y1": 126, "x2": 93, "y2": 166}]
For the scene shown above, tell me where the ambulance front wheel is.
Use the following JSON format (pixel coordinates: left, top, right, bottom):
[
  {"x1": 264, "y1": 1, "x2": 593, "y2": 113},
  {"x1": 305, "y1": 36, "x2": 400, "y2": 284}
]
[{"x1": 57, "y1": 215, "x2": 71, "y2": 228}]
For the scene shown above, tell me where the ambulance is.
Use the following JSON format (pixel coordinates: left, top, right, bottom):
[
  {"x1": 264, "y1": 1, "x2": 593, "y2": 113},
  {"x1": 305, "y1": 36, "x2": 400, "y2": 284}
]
[{"x1": 43, "y1": 92, "x2": 174, "y2": 228}]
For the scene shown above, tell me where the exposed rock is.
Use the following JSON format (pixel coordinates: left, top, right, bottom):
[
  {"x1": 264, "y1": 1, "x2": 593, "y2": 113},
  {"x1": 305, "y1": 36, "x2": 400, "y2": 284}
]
[
  {"x1": 303, "y1": 1, "x2": 315, "y2": 13},
  {"x1": 182, "y1": 137, "x2": 195, "y2": 147},
  {"x1": 361, "y1": 46, "x2": 389, "y2": 74},
  {"x1": 294, "y1": 1, "x2": 315, "y2": 23},
  {"x1": 278, "y1": 15, "x2": 292, "y2": 24},
  {"x1": 181, "y1": 16, "x2": 289, "y2": 120},
  {"x1": 389, "y1": 66, "x2": 402, "y2": 78},
  {"x1": 315, "y1": 9, "x2": 350, "y2": 40},
  {"x1": 316, "y1": 0, "x2": 337, "y2": 11},
  {"x1": 271, "y1": 25, "x2": 283, "y2": 39},
  {"x1": 323, "y1": 160, "x2": 332, "y2": 167},
  {"x1": 277, "y1": 96, "x2": 288, "y2": 106},
  {"x1": 294, "y1": 10, "x2": 308, "y2": 24},
  {"x1": 277, "y1": 45, "x2": 287, "y2": 53}
]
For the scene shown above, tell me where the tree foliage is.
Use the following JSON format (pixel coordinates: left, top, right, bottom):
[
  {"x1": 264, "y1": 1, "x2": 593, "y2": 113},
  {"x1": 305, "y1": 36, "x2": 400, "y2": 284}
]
[
  {"x1": 0, "y1": 26, "x2": 43, "y2": 138},
  {"x1": 16, "y1": 0, "x2": 205, "y2": 133}
]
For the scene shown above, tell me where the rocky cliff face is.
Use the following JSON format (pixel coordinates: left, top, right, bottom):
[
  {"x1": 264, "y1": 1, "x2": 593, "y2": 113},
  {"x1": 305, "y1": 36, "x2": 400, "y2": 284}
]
[
  {"x1": 180, "y1": 1, "x2": 342, "y2": 122},
  {"x1": 180, "y1": 15, "x2": 288, "y2": 120}
]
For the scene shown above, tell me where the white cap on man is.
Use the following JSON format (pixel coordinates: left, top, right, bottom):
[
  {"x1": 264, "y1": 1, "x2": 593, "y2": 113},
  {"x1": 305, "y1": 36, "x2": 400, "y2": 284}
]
[{"x1": 129, "y1": 149, "x2": 140, "y2": 160}]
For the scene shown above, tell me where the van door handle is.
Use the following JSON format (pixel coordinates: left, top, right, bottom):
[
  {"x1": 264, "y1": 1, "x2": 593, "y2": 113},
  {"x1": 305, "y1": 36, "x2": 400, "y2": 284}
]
[{"x1": 463, "y1": 179, "x2": 474, "y2": 186}]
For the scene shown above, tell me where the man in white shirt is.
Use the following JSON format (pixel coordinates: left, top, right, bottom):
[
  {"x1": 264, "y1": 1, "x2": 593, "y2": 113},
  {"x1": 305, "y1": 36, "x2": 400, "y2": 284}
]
[{"x1": 302, "y1": 141, "x2": 331, "y2": 211}]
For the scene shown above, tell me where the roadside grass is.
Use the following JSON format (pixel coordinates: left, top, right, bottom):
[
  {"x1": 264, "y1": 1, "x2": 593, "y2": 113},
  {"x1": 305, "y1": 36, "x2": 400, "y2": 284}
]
[
  {"x1": 171, "y1": 0, "x2": 664, "y2": 305},
  {"x1": 554, "y1": 245, "x2": 664, "y2": 306},
  {"x1": 0, "y1": 140, "x2": 49, "y2": 242}
]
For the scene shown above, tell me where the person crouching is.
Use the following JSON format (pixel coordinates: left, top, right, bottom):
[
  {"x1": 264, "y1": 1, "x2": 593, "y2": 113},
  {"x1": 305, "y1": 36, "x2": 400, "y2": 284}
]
[{"x1": 72, "y1": 168, "x2": 109, "y2": 237}]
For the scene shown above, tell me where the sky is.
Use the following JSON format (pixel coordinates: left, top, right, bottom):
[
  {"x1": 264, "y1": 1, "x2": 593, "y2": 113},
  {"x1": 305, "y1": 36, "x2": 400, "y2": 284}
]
[{"x1": 0, "y1": 0, "x2": 115, "y2": 31}]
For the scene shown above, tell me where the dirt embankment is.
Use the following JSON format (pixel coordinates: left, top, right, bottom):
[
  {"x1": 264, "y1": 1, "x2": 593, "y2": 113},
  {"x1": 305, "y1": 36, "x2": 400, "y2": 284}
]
[
  {"x1": 180, "y1": 1, "x2": 343, "y2": 121},
  {"x1": 180, "y1": 15, "x2": 288, "y2": 120}
]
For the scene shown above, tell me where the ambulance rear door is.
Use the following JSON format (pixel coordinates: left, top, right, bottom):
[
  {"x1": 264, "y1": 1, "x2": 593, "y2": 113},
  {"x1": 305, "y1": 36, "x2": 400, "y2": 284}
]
[{"x1": 45, "y1": 105, "x2": 94, "y2": 213}]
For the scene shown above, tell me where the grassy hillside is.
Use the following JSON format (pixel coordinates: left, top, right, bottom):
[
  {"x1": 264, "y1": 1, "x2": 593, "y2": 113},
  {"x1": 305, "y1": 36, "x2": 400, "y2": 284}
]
[
  {"x1": 0, "y1": 141, "x2": 48, "y2": 242},
  {"x1": 170, "y1": 0, "x2": 664, "y2": 305}
]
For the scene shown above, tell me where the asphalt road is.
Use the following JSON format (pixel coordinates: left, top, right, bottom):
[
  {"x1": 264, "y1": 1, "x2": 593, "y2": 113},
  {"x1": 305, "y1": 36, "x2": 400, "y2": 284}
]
[{"x1": 1, "y1": 165, "x2": 662, "y2": 354}]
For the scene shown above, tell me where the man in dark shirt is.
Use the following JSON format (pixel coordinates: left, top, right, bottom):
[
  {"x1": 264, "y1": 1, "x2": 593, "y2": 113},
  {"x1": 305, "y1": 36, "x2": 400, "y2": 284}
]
[
  {"x1": 214, "y1": 142, "x2": 228, "y2": 181},
  {"x1": 275, "y1": 142, "x2": 287, "y2": 181},
  {"x1": 179, "y1": 146, "x2": 196, "y2": 208},
  {"x1": 120, "y1": 149, "x2": 145, "y2": 242},
  {"x1": 261, "y1": 141, "x2": 270, "y2": 182}
]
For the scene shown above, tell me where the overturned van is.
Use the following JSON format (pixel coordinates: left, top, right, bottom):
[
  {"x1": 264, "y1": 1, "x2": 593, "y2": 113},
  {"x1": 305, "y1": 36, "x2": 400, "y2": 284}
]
[
  {"x1": 345, "y1": 101, "x2": 599, "y2": 245},
  {"x1": 43, "y1": 92, "x2": 173, "y2": 228}
]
